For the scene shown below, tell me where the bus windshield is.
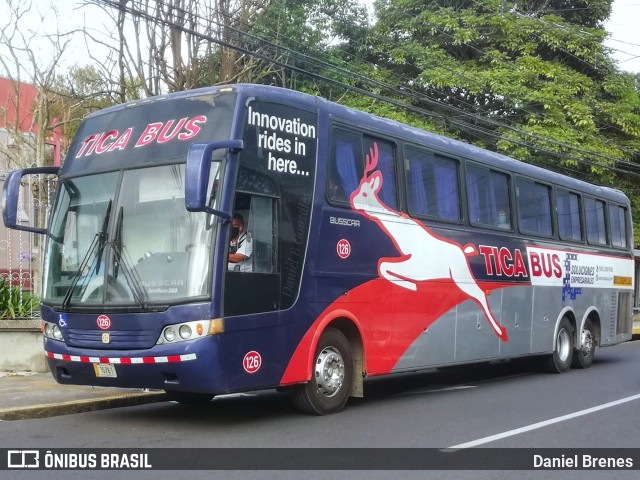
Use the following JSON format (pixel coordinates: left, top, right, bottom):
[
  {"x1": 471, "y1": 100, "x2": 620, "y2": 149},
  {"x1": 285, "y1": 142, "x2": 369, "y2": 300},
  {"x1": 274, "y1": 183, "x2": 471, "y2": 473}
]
[
  {"x1": 43, "y1": 162, "x2": 221, "y2": 309},
  {"x1": 40, "y1": 89, "x2": 237, "y2": 310}
]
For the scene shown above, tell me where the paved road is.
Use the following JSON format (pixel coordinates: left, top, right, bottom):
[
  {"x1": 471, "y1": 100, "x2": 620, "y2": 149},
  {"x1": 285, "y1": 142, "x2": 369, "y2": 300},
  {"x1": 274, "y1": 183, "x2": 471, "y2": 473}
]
[{"x1": 2, "y1": 340, "x2": 640, "y2": 480}]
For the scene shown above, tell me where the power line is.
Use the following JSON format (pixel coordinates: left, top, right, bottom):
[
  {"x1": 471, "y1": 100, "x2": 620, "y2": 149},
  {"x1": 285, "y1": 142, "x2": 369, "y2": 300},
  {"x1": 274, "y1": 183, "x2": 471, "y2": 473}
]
[{"x1": 89, "y1": 0, "x2": 640, "y2": 184}]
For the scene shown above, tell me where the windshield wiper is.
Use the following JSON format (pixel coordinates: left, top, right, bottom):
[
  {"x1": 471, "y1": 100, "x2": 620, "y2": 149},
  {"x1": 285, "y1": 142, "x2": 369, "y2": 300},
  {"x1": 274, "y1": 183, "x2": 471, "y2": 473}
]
[
  {"x1": 95, "y1": 199, "x2": 112, "y2": 275},
  {"x1": 110, "y1": 207, "x2": 149, "y2": 310},
  {"x1": 61, "y1": 200, "x2": 112, "y2": 311}
]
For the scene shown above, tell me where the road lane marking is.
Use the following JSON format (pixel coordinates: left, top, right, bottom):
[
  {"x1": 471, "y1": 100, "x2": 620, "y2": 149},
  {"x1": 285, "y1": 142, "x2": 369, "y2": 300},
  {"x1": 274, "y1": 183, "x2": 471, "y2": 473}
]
[{"x1": 447, "y1": 392, "x2": 640, "y2": 450}]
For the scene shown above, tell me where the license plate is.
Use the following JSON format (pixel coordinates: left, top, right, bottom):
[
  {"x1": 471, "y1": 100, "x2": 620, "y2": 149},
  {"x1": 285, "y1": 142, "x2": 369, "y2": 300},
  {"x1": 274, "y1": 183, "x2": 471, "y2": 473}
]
[{"x1": 93, "y1": 363, "x2": 117, "y2": 378}]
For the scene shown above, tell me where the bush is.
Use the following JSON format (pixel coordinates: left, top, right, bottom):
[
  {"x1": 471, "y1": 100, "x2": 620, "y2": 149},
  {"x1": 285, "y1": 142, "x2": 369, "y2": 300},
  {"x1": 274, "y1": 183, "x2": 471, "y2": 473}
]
[{"x1": 0, "y1": 278, "x2": 40, "y2": 319}]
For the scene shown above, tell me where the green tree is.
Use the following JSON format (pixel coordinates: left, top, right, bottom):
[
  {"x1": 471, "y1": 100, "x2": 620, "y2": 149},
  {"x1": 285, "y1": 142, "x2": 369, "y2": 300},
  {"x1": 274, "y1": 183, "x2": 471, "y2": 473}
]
[
  {"x1": 345, "y1": 0, "x2": 640, "y2": 237},
  {"x1": 362, "y1": 0, "x2": 639, "y2": 181},
  {"x1": 225, "y1": 0, "x2": 370, "y2": 89},
  {"x1": 48, "y1": 65, "x2": 121, "y2": 143}
]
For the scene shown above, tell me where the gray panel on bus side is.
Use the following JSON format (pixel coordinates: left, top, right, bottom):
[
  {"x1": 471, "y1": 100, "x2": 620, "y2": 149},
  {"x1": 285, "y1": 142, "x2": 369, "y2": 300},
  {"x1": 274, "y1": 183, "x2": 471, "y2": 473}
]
[
  {"x1": 393, "y1": 286, "x2": 534, "y2": 370},
  {"x1": 497, "y1": 286, "x2": 533, "y2": 358},
  {"x1": 454, "y1": 299, "x2": 500, "y2": 362},
  {"x1": 585, "y1": 289, "x2": 617, "y2": 345},
  {"x1": 530, "y1": 286, "x2": 564, "y2": 354},
  {"x1": 393, "y1": 307, "x2": 456, "y2": 370}
]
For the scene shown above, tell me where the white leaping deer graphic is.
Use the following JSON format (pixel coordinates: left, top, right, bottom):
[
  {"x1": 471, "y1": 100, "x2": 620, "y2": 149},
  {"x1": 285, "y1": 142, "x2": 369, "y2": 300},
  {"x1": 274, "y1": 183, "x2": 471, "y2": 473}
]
[{"x1": 349, "y1": 143, "x2": 508, "y2": 341}]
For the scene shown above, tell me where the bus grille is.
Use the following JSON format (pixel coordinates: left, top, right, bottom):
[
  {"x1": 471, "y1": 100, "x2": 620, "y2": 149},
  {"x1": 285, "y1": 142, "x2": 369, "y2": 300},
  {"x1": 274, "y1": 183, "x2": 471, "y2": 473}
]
[{"x1": 65, "y1": 329, "x2": 158, "y2": 349}]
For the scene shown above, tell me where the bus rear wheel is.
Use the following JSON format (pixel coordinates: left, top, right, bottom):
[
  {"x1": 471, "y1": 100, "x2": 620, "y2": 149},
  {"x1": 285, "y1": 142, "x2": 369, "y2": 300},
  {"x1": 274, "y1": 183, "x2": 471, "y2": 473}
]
[
  {"x1": 542, "y1": 317, "x2": 574, "y2": 373},
  {"x1": 292, "y1": 328, "x2": 353, "y2": 415},
  {"x1": 571, "y1": 318, "x2": 596, "y2": 369}
]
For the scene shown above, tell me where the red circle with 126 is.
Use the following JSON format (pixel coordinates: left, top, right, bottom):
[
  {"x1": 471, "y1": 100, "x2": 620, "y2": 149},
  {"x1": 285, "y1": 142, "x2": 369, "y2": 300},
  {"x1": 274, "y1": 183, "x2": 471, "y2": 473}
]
[
  {"x1": 243, "y1": 351, "x2": 262, "y2": 374},
  {"x1": 337, "y1": 239, "x2": 351, "y2": 259}
]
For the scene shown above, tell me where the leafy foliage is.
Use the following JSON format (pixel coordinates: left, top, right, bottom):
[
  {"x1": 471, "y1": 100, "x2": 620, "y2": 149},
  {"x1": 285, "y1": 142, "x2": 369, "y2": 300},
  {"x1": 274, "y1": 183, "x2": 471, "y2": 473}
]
[
  {"x1": 239, "y1": 0, "x2": 370, "y2": 89},
  {"x1": 365, "y1": 0, "x2": 638, "y2": 170},
  {"x1": 44, "y1": 0, "x2": 640, "y2": 242},
  {"x1": 0, "y1": 279, "x2": 39, "y2": 320}
]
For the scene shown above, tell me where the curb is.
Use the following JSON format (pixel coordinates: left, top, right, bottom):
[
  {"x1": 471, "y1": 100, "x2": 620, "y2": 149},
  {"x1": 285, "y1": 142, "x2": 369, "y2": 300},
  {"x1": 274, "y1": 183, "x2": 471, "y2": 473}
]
[{"x1": 0, "y1": 392, "x2": 168, "y2": 421}]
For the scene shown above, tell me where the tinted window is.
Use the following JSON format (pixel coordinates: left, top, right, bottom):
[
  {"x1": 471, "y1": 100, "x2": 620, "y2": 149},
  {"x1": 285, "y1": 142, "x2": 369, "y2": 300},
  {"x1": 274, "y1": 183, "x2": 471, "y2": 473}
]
[
  {"x1": 406, "y1": 147, "x2": 460, "y2": 221},
  {"x1": 556, "y1": 189, "x2": 582, "y2": 241},
  {"x1": 585, "y1": 197, "x2": 606, "y2": 245},
  {"x1": 609, "y1": 204, "x2": 627, "y2": 249},
  {"x1": 329, "y1": 130, "x2": 397, "y2": 210},
  {"x1": 365, "y1": 137, "x2": 397, "y2": 209},
  {"x1": 329, "y1": 129, "x2": 362, "y2": 204},
  {"x1": 466, "y1": 165, "x2": 511, "y2": 229},
  {"x1": 516, "y1": 179, "x2": 552, "y2": 236}
]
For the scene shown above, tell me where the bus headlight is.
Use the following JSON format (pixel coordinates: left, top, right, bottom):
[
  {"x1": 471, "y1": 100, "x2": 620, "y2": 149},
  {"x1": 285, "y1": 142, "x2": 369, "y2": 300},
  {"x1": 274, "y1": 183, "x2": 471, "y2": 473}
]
[
  {"x1": 157, "y1": 320, "x2": 215, "y2": 345},
  {"x1": 179, "y1": 325, "x2": 192, "y2": 339},
  {"x1": 164, "y1": 327, "x2": 177, "y2": 342},
  {"x1": 43, "y1": 321, "x2": 65, "y2": 342},
  {"x1": 52, "y1": 325, "x2": 64, "y2": 341}
]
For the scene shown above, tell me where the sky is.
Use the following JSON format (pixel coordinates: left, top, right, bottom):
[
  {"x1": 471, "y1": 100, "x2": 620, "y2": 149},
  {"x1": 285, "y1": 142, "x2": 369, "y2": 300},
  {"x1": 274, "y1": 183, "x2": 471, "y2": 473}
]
[
  {"x1": 1, "y1": 0, "x2": 639, "y2": 79},
  {"x1": 603, "y1": 0, "x2": 640, "y2": 73}
]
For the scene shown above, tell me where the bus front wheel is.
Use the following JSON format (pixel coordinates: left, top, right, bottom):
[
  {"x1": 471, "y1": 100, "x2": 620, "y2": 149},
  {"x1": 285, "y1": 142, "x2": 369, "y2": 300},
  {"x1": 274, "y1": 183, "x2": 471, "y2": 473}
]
[
  {"x1": 292, "y1": 328, "x2": 353, "y2": 415},
  {"x1": 571, "y1": 318, "x2": 596, "y2": 369},
  {"x1": 542, "y1": 317, "x2": 574, "y2": 373}
]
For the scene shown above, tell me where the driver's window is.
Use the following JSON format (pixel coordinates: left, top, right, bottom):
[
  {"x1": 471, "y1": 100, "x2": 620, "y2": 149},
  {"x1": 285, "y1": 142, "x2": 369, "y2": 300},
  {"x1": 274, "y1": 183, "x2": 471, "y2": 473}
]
[
  {"x1": 224, "y1": 193, "x2": 279, "y2": 315},
  {"x1": 227, "y1": 195, "x2": 276, "y2": 274}
]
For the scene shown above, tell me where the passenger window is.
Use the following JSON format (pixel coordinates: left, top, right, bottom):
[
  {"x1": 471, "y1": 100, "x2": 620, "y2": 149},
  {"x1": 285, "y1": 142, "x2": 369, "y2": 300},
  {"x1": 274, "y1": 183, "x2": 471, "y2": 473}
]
[
  {"x1": 516, "y1": 179, "x2": 552, "y2": 236},
  {"x1": 364, "y1": 137, "x2": 397, "y2": 209},
  {"x1": 585, "y1": 197, "x2": 606, "y2": 245},
  {"x1": 329, "y1": 130, "x2": 361, "y2": 204},
  {"x1": 466, "y1": 165, "x2": 511, "y2": 229},
  {"x1": 405, "y1": 147, "x2": 460, "y2": 221},
  {"x1": 556, "y1": 189, "x2": 582, "y2": 242},
  {"x1": 609, "y1": 204, "x2": 627, "y2": 249},
  {"x1": 328, "y1": 129, "x2": 397, "y2": 210}
]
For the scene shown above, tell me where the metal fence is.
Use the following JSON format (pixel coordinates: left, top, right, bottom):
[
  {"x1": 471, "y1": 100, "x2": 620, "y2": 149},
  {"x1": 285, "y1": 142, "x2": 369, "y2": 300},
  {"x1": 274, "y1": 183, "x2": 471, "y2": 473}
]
[{"x1": 0, "y1": 174, "x2": 55, "y2": 319}]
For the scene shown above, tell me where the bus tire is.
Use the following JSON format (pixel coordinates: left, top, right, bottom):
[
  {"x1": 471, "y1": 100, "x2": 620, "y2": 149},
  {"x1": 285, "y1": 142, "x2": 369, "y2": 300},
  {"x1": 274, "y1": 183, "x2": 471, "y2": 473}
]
[
  {"x1": 165, "y1": 390, "x2": 214, "y2": 404},
  {"x1": 571, "y1": 318, "x2": 596, "y2": 369},
  {"x1": 542, "y1": 317, "x2": 574, "y2": 373},
  {"x1": 292, "y1": 328, "x2": 353, "y2": 415}
]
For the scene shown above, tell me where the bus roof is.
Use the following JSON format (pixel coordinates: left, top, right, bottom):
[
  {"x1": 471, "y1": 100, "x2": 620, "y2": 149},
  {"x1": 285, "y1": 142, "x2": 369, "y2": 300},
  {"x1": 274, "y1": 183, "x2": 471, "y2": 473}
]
[{"x1": 85, "y1": 83, "x2": 629, "y2": 205}]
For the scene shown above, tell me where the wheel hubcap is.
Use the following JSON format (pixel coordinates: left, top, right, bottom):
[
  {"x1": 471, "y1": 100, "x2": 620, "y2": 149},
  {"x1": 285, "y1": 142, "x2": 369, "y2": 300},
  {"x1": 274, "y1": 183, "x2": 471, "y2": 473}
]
[
  {"x1": 580, "y1": 329, "x2": 594, "y2": 357},
  {"x1": 557, "y1": 328, "x2": 571, "y2": 362},
  {"x1": 314, "y1": 346, "x2": 345, "y2": 397}
]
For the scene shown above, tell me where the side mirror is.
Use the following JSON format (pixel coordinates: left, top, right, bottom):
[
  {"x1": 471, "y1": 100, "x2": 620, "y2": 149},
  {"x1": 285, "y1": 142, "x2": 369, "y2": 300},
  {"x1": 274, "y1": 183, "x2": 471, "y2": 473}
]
[
  {"x1": 185, "y1": 140, "x2": 243, "y2": 219},
  {"x1": 2, "y1": 166, "x2": 59, "y2": 234}
]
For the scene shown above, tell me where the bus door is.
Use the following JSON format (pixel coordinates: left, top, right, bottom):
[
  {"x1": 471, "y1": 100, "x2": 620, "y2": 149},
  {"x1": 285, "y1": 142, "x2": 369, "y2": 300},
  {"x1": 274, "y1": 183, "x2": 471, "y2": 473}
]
[{"x1": 224, "y1": 193, "x2": 279, "y2": 316}]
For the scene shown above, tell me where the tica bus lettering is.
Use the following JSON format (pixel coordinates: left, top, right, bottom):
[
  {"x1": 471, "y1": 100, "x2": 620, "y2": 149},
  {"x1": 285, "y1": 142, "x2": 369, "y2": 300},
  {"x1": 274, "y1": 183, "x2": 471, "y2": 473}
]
[
  {"x1": 479, "y1": 245, "x2": 528, "y2": 277},
  {"x1": 75, "y1": 116, "x2": 207, "y2": 158},
  {"x1": 529, "y1": 251, "x2": 562, "y2": 278}
]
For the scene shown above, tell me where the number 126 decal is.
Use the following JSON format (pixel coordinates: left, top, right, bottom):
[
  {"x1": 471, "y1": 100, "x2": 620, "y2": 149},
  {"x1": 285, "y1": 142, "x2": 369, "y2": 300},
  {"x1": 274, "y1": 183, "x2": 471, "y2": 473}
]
[{"x1": 243, "y1": 351, "x2": 262, "y2": 374}]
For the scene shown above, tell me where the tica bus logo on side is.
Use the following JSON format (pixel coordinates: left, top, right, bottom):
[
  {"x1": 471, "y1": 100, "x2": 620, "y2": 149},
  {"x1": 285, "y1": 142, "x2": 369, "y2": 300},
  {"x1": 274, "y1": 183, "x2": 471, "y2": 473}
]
[{"x1": 97, "y1": 315, "x2": 111, "y2": 330}]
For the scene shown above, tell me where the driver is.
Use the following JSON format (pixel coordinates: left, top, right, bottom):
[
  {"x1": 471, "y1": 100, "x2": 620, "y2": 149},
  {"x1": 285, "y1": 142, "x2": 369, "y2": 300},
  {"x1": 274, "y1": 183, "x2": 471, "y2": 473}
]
[{"x1": 228, "y1": 213, "x2": 252, "y2": 272}]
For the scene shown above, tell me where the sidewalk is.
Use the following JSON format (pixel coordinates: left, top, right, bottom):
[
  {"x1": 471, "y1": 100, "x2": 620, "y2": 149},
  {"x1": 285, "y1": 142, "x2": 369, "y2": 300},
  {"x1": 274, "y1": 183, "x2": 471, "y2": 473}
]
[{"x1": 0, "y1": 372, "x2": 167, "y2": 421}]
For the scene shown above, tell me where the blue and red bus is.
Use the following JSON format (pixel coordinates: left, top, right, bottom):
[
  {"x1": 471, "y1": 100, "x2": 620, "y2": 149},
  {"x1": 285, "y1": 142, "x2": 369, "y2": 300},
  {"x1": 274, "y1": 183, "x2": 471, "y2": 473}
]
[{"x1": 3, "y1": 84, "x2": 634, "y2": 414}]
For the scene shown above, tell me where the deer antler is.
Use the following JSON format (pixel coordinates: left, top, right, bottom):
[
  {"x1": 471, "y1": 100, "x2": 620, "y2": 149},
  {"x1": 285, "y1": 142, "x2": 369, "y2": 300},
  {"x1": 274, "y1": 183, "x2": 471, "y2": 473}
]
[{"x1": 364, "y1": 143, "x2": 379, "y2": 177}]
